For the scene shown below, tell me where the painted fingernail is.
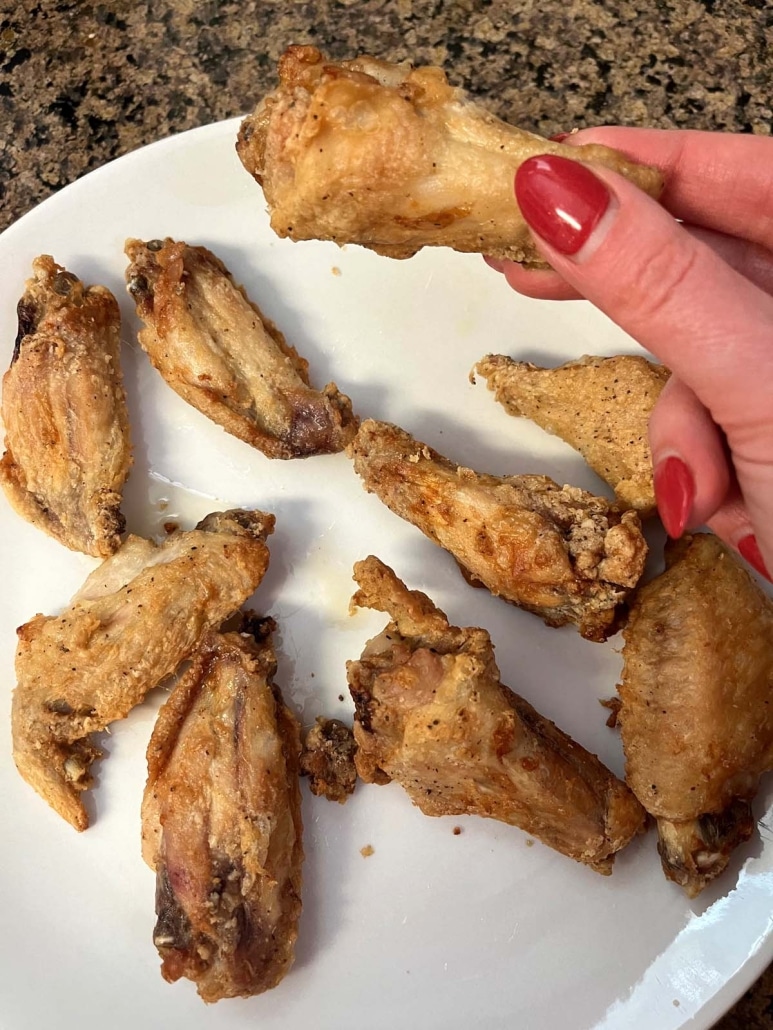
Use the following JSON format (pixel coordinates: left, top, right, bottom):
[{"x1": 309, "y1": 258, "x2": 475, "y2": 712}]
[
  {"x1": 653, "y1": 456, "x2": 695, "y2": 539},
  {"x1": 738, "y1": 534, "x2": 772, "y2": 581},
  {"x1": 483, "y1": 255, "x2": 506, "y2": 272},
  {"x1": 549, "y1": 132, "x2": 570, "y2": 142},
  {"x1": 514, "y1": 154, "x2": 612, "y2": 256}
]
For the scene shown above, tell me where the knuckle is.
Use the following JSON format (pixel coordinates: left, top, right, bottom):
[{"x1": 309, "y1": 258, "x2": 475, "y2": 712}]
[{"x1": 625, "y1": 238, "x2": 702, "y2": 328}]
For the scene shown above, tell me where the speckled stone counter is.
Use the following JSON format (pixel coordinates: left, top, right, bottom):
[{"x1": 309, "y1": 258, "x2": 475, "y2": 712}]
[{"x1": 1, "y1": 1, "x2": 772, "y2": 1025}]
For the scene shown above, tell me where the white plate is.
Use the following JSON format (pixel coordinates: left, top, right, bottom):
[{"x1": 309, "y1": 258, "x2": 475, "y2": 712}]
[{"x1": 0, "y1": 119, "x2": 771, "y2": 1030}]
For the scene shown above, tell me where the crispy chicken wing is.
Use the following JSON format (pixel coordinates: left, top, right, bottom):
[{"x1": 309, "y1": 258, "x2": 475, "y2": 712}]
[
  {"x1": 620, "y1": 534, "x2": 773, "y2": 896},
  {"x1": 300, "y1": 717, "x2": 358, "y2": 803},
  {"x1": 0, "y1": 256, "x2": 131, "y2": 556},
  {"x1": 474, "y1": 354, "x2": 670, "y2": 515},
  {"x1": 12, "y1": 509, "x2": 274, "y2": 831},
  {"x1": 125, "y1": 238, "x2": 357, "y2": 458},
  {"x1": 142, "y1": 617, "x2": 303, "y2": 1001},
  {"x1": 348, "y1": 557, "x2": 645, "y2": 873},
  {"x1": 236, "y1": 45, "x2": 663, "y2": 267},
  {"x1": 349, "y1": 419, "x2": 646, "y2": 641}
]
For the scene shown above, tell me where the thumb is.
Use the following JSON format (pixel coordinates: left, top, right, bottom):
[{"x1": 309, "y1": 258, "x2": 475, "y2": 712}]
[{"x1": 514, "y1": 154, "x2": 773, "y2": 572}]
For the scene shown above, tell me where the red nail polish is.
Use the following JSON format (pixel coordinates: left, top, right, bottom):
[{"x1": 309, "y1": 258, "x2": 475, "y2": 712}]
[
  {"x1": 514, "y1": 154, "x2": 611, "y2": 255},
  {"x1": 549, "y1": 132, "x2": 570, "y2": 142},
  {"x1": 738, "y1": 534, "x2": 772, "y2": 581},
  {"x1": 653, "y1": 456, "x2": 695, "y2": 539}
]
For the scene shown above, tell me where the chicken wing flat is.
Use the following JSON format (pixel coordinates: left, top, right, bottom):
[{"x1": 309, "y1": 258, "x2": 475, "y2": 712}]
[
  {"x1": 348, "y1": 557, "x2": 645, "y2": 873},
  {"x1": 349, "y1": 419, "x2": 646, "y2": 641},
  {"x1": 236, "y1": 45, "x2": 663, "y2": 267},
  {"x1": 300, "y1": 717, "x2": 358, "y2": 803},
  {"x1": 620, "y1": 534, "x2": 773, "y2": 896},
  {"x1": 12, "y1": 509, "x2": 274, "y2": 832},
  {"x1": 125, "y1": 238, "x2": 357, "y2": 457},
  {"x1": 0, "y1": 256, "x2": 131, "y2": 556},
  {"x1": 474, "y1": 354, "x2": 670, "y2": 515},
  {"x1": 142, "y1": 617, "x2": 303, "y2": 1001}
]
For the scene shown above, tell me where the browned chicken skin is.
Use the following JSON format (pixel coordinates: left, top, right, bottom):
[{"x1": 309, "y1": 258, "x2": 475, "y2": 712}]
[
  {"x1": 142, "y1": 617, "x2": 303, "y2": 1001},
  {"x1": 125, "y1": 238, "x2": 357, "y2": 458},
  {"x1": 348, "y1": 557, "x2": 646, "y2": 873},
  {"x1": 474, "y1": 354, "x2": 670, "y2": 516},
  {"x1": 300, "y1": 717, "x2": 358, "y2": 803},
  {"x1": 12, "y1": 509, "x2": 274, "y2": 831},
  {"x1": 236, "y1": 45, "x2": 662, "y2": 267},
  {"x1": 620, "y1": 534, "x2": 773, "y2": 896},
  {"x1": 0, "y1": 256, "x2": 132, "y2": 556},
  {"x1": 349, "y1": 419, "x2": 647, "y2": 641}
]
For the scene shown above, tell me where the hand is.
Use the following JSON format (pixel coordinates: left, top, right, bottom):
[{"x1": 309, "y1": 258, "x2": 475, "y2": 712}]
[{"x1": 486, "y1": 128, "x2": 773, "y2": 580}]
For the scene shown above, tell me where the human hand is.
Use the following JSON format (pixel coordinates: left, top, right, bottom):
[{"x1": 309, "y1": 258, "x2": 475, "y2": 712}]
[{"x1": 486, "y1": 129, "x2": 773, "y2": 580}]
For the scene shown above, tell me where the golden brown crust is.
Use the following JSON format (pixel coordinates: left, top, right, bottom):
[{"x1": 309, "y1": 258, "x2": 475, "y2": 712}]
[
  {"x1": 347, "y1": 556, "x2": 646, "y2": 873},
  {"x1": 348, "y1": 418, "x2": 647, "y2": 641},
  {"x1": 12, "y1": 509, "x2": 275, "y2": 831},
  {"x1": 142, "y1": 618, "x2": 303, "y2": 1001},
  {"x1": 619, "y1": 533, "x2": 773, "y2": 895},
  {"x1": 125, "y1": 237, "x2": 357, "y2": 458},
  {"x1": 0, "y1": 256, "x2": 132, "y2": 556},
  {"x1": 474, "y1": 354, "x2": 670, "y2": 515},
  {"x1": 237, "y1": 45, "x2": 663, "y2": 267},
  {"x1": 300, "y1": 717, "x2": 358, "y2": 803}
]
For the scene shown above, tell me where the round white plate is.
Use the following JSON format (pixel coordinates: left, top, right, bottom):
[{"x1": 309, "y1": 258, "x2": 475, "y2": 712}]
[{"x1": 0, "y1": 119, "x2": 771, "y2": 1030}]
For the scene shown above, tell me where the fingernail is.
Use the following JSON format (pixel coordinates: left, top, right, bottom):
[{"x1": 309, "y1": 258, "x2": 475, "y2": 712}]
[
  {"x1": 653, "y1": 456, "x2": 695, "y2": 539},
  {"x1": 514, "y1": 154, "x2": 612, "y2": 256},
  {"x1": 738, "y1": 534, "x2": 772, "y2": 581},
  {"x1": 549, "y1": 132, "x2": 570, "y2": 142},
  {"x1": 483, "y1": 255, "x2": 505, "y2": 273}
]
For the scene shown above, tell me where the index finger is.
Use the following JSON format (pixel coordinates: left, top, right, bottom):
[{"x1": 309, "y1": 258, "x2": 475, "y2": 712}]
[{"x1": 561, "y1": 128, "x2": 773, "y2": 252}]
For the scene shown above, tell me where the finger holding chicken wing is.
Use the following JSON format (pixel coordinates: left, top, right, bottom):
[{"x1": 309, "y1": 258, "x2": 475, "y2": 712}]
[
  {"x1": 619, "y1": 533, "x2": 773, "y2": 896},
  {"x1": 236, "y1": 45, "x2": 662, "y2": 267},
  {"x1": 12, "y1": 509, "x2": 274, "y2": 832},
  {"x1": 474, "y1": 354, "x2": 670, "y2": 515},
  {"x1": 142, "y1": 617, "x2": 303, "y2": 1001},
  {"x1": 349, "y1": 419, "x2": 647, "y2": 641},
  {"x1": 125, "y1": 238, "x2": 357, "y2": 458},
  {"x1": 348, "y1": 557, "x2": 645, "y2": 873},
  {"x1": 0, "y1": 256, "x2": 132, "y2": 556}
]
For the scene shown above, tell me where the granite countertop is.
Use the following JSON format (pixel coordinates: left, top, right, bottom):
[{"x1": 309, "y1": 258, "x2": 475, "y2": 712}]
[{"x1": 1, "y1": 1, "x2": 772, "y2": 1026}]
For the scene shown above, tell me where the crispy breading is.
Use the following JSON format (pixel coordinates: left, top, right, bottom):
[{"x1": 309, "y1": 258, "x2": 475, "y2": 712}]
[
  {"x1": 474, "y1": 354, "x2": 670, "y2": 515},
  {"x1": 142, "y1": 617, "x2": 303, "y2": 1001},
  {"x1": 0, "y1": 256, "x2": 132, "y2": 556},
  {"x1": 12, "y1": 509, "x2": 274, "y2": 831},
  {"x1": 125, "y1": 238, "x2": 357, "y2": 458},
  {"x1": 300, "y1": 717, "x2": 357, "y2": 803},
  {"x1": 348, "y1": 557, "x2": 646, "y2": 873},
  {"x1": 349, "y1": 419, "x2": 647, "y2": 641},
  {"x1": 620, "y1": 534, "x2": 773, "y2": 896},
  {"x1": 237, "y1": 45, "x2": 663, "y2": 267}
]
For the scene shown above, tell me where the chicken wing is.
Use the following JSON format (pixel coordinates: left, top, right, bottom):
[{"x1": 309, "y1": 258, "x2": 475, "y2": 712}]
[
  {"x1": 349, "y1": 419, "x2": 646, "y2": 641},
  {"x1": 142, "y1": 617, "x2": 303, "y2": 1001},
  {"x1": 619, "y1": 534, "x2": 773, "y2": 896},
  {"x1": 12, "y1": 509, "x2": 274, "y2": 831},
  {"x1": 236, "y1": 45, "x2": 663, "y2": 267},
  {"x1": 300, "y1": 717, "x2": 358, "y2": 803},
  {"x1": 474, "y1": 354, "x2": 670, "y2": 515},
  {"x1": 0, "y1": 256, "x2": 131, "y2": 556},
  {"x1": 125, "y1": 238, "x2": 357, "y2": 458},
  {"x1": 348, "y1": 557, "x2": 645, "y2": 873}
]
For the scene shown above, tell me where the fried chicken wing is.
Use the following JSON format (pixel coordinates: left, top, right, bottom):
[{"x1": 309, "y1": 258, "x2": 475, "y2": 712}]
[
  {"x1": 300, "y1": 717, "x2": 357, "y2": 803},
  {"x1": 349, "y1": 419, "x2": 646, "y2": 641},
  {"x1": 0, "y1": 256, "x2": 131, "y2": 556},
  {"x1": 142, "y1": 617, "x2": 303, "y2": 1001},
  {"x1": 619, "y1": 534, "x2": 773, "y2": 896},
  {"x1": 474, "y1": 354, "x2": 670, "y2": 515},
  {"x1": 12, "y1": 509, "x2": 274, "y2": 831},
  {"x1": 125, "y1": 238, "x2": 357, "y2": 457},
  {"x1": 348, "y1": 557, "x2": 645, "y2": 873},
  {"x1": 236, "y1": 45, "x2": 663, "y2": 267}
]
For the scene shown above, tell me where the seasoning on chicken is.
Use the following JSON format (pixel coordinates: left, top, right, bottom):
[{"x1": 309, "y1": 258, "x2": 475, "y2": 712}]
[
  {"x1": 236, "y1": 45, "x2": 663, "y2": 267},
  {"x1": 347, "y1": 557, "x2": 646, "y2": 873},
  {"x1": 0, "y1": 255, "x2": 132, "y2": 556},
  {"x1": 474, "y1": 354, "x2": 670, "y2": 515},
  {"x1": 300, "y1": 717, "x2": 358, "y2": 803},
  {"x1": 349, "y1": 419, "x2": 647, "y2": 641},
  {"x1": 142, "y1": 616, "x2": 303, "y2": 1001},
  {"x1": 619, "y1": 533, "x2": 773, "y2": 896},
  {"x1": 125, "y1": 238, "x2": 357, "y2": 458},
  {"x1": 12, "y1": 509, "x2": 274, "y2": 832}
]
